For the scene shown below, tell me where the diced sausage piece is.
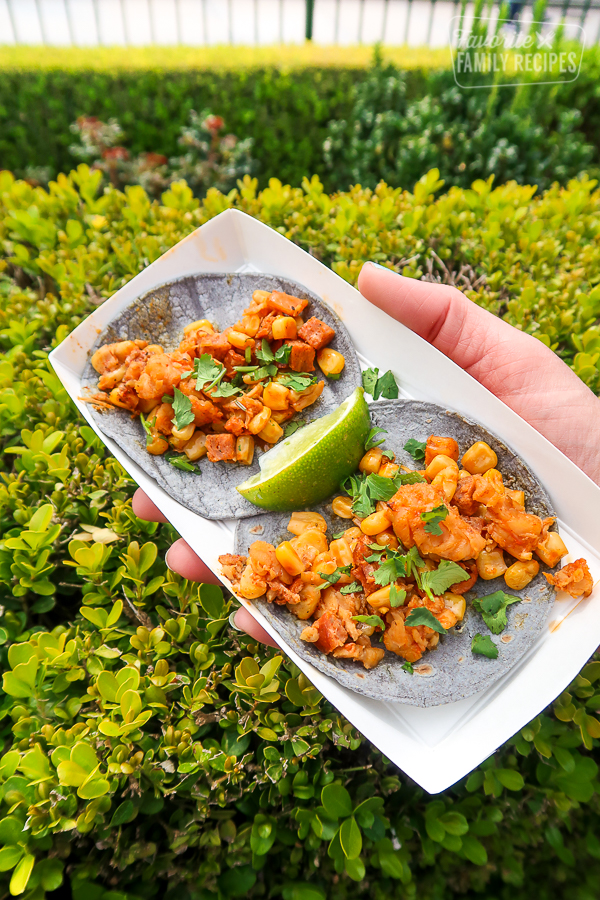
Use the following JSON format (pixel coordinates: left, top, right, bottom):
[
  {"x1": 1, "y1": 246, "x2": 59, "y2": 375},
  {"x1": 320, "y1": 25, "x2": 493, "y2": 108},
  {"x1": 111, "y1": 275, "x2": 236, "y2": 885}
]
[
  {"x1": 255, "y1": 312, "x2": 278, "y2": 340},
  {"x1": 205, "y1": 433, "x2": 236, "y2": 462},
  {"x1": 267, "y1": 291, "x2": 309, "y2": 316},
  {"x1": 286, "y1": 340, "x2": 315, "y2": 372},
  {"x1": 223, "y1": 349, "x2": 246, "y2": 375},
  {"x1": 196, "y1": 332, "x2": 232, "y2": 360},
  {"x1": 425, "y1": 435, "x2": 460, "y2": 466},
  {"x1": 314, "y1": 611, "x2": 348, "y2": 654},
  {"x1": 298, "y1": 316, "x2": 336, "y2": 350}
]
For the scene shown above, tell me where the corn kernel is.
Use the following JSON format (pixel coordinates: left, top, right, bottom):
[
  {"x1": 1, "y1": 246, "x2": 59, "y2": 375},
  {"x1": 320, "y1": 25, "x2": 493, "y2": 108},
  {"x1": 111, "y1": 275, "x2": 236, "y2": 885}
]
[
  {"x1": 360, "y1": 509, "x2": 392, "y2": 535},
  {"x1": 275, "y1": 541, "x2": 305, "y2": 576},
  {"x1": 330, "y1": 538, "x2": 353, "y2": 567},
  {"x1": 272, "y1": 316, "x2": 297, "y2": 340},
  {"x1": 431, "y1": 466, "x2": 459, "y2": 502},
  {"x1": 183, "y1": 319, "x2": 214, "y2": 335},
  {"x1": 536, "y1": 531, "x2": 568, "y2": 567},
  {"x1": 359, "y1": 447, "x2": 383, "y2": 475},
  {"x1": 236, "y1": 435, "x2": 255, "y2": 465},
  {"x1": 252, "y1": 290, "x2": 271, "y2": 303},
  {"x1": 146, "y1": 432, "x2": 169, "y2": 455},
  {"x1": 375, "y1": 531, "x2": 398, "y2": 550},
  {"x1": 476, "y1": 548, "x2": 508, "y2": 580},
  {"x1": 504, "y1": 559, "x2": 539, "y2": 590},
  {"x1": 367, "y1": 585, "x2": 391, "y2": 610},
  {"x1": 248, "y1": 407, "x2": 271, "y2": 435},
  {"x1": 183, "y1": 430, "x2": 207, "y2": 461},
  {"x1": 331, "y1": 496, "x2": 354, "y2": 518},
  {"x1": 483, "y1": 468, "x2": 504, "y2": 492},
  {"x1": 317, "y1": 347, "x2": 345, "y2": 377},
  {"x1": 293, "y1": 529, "x2": 329, "y2": 558},
  {"x1": 379, "y1": 461, "x2": 400, "y2": 478},
  {"x1": 287, "y1": 511, "x2": 327, "y2": 535},
  {"x1": 425, "y1": 454, "x2": 459, "y2": 480},
  {"x1": 291, "y1": 585, "x2": 321, "y2": 620},
  {"x1": 263, "y1": 382, "x2": 290, "y2": 411},
  {"x1": 239, "y1": 564, "x2": 267, "y2": 599},
  {"x1": 507, "y1": 489, "x2": 525, "y2": 507},
  {"x1": 227, "y1": 330, "x2": 255, "y2": 351},
  {"x1": 461, "y1": 441, "x2": 498, "y2": 475},
  {"x1": 258, "y1": 419, "x2": 285, "y2": 444}
]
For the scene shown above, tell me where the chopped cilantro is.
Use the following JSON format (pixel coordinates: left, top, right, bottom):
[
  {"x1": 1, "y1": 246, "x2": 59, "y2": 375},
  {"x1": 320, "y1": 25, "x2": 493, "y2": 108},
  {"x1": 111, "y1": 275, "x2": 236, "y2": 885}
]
[
  {"x1": 402, "y1": 661, "x2": 414, "y2": 674},
  {"x1": 352, "y1": 614, "x2": 385, "y2": 630},
  {"x1": 233, "y1": 366, "x2": 259, "y2": 373},
  {"x1": 278, "y1": 373, "x2": 316, "y2": 392},
  {"x1": 253, "y1": 364, "x2": 278, "y2": 380},
  {"x1": 332, "y1": 530, "x2": 347, "y2": 540},
  {"x1": 166, "y1": 453, "x2": 198, "y2": 473},
  {"x1": 245, "y1": 346, "x2": 252, "y2": 363},
  {"x1": 256, "y1": 339, "x2": 275, "y2": 364},
  {"x1": 404, "y1": 438, "x2": 426, "y2": 462},
  {"x1": 184, "y1": 354, "x2": 226, "y2": 392},
  {"x1": 373, "y1": 551, "x2": 406, "y2": 586},
  {"x1": 327, "y1": 373, "x2": 341, "y2": 380},
  {"x1": 397, "y1": 471, "x2": 427, "y2": 485},
  {"x1": 404, "y1": 607, "x2": 448, "y2": 634},
  {"x1": 405, "y1": 546, "x2": 425, "y2": 581},
  {"x1": 381, "y1": 449, "x2": 395, "y2": 460},
  {"x1": 365, "y1": 545, "x2": 387, "y2": 562},
  {"x1": 340, "y1": 581, "x2": 363, "y2": 595},
  {"x1": 139, "y1": 413, "x2": 155, "y2": 448},
  {"x1": 471, "y1": 633, "x2": 499, "y2": 659},
  {"x1": 171, "y1": 387, "x2": 195, "y2": 430},
  {"x1": 420, "y1": 560, "x2": 470, "y2": 600},
  {"x1": 389, "y1": 585, "x2": 407, "y2": 607},
  {"x1": 317, "y1": 566, "x2": 351, "y2": 586},
  {"x1": 274, "y1": 343, "x2": 292, "y2": 364},
  {"x1": 420, "y1": 504, "x2": 448, "y2": 535},
  {"x1": 161, "y1": 394, "x2": 173, "y2": 404},
  {"x1": 365, "y1": 427, "x2": 388, "y2": 451},
  {"x1": 362, "y1": 367, "x2": 399, "y2": 400},
  {"x1": 365, "y1": 473, "x2": 399, "y2": 502},
  {"x1": 472, "y1": 591, "x2": 521, "y2": 635},
  {"x1": 212, "y1": 381, "x2": 242, "y2": 398},
  {"x1": 283, "y1": 420, "x2": 304, "y2": 438}
]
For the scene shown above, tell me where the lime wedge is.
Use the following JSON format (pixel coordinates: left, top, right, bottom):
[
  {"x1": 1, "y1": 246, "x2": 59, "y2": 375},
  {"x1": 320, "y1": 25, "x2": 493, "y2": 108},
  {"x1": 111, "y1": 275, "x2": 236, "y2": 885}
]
[{"x1": 237, "y1": 387, "x2": 370, "y2": 511}]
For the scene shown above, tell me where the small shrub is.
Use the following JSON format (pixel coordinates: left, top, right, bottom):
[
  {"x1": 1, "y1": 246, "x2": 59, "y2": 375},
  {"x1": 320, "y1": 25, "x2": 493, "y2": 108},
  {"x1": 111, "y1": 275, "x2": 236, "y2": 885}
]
[{"x1": 1, "y1": 167, "x2": 600, "y2": 899}]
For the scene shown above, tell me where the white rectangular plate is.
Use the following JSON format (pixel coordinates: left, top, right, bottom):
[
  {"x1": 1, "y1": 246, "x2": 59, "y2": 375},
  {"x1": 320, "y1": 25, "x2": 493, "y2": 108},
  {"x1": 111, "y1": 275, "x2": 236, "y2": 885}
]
[{"x1": 49, "y1": 209, "x2": 600, "y2": 794}]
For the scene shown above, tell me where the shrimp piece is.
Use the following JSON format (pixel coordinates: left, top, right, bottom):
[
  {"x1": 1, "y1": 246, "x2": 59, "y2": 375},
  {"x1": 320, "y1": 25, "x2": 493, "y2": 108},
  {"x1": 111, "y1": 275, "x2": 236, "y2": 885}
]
[
  {"x1": 545, "y1": 558, "x2": 593, "y2": 598},
  {"x1": 135, "y1": 353, "x2": 188, "y2": 401},
  {"x1": 482, "y1": 494, "x2": 543, "y2": 561}
]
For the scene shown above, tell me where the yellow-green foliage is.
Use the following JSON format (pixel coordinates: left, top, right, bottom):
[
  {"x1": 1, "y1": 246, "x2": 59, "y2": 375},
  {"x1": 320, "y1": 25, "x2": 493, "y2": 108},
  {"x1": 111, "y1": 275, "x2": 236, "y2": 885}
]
[{"x1": 1, "y1": 167, "x2": 600, "y2": 900}]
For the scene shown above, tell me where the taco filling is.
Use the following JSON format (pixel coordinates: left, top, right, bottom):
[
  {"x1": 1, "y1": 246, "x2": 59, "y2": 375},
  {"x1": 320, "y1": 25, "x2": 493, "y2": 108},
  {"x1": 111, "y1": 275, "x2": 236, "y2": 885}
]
[
  {"x1": 221, "y1": 433, "x2": 592, "y2": 670},
  {"x1": 89, "y1": 289, "x2": 346, "y2": 467}
]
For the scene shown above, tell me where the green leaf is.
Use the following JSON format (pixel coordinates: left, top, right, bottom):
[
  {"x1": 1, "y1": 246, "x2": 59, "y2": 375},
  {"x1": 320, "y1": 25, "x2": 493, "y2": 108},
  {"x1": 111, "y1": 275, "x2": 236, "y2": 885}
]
[
  {"x1": 171, "y1": 387, "x2": 194, "y2": 430},
  {"x1": 165, "y1": 453, "x2": 198, "y2": 472},
  {"x1": 365, "y1": 426, "x2": 387, "y2": 450},
  {"x1": 472, "y1": 591, "x2": 521, "y2": 634},
  {"x1": 78, "y1": 778, "x2": 110, "y2": 800},
  {"x1": 281, "y1": 884, "x2": 326, "y2": 900},
  {"x1": 361, "y1": 367, "x2": 380, "y2": 397},
  {"x1": 344, "y1": 855, "x2": 366, "y2": 881},
  {"x1": 403, "y1": 438, "x2": 426, "y2": 461},
  {"x1": 9, "y1": 853, "x2": 34, "y2": 896},
  {"x1": 36, "y1": 858, "x2": 64, "y2": 892},
  {"x1": 404, "y1": 607, "x2": 447, "y2": 634},
  {"x1": 376, "y1": 369, "x2": 399, "y2": 399},
  {"x1": 389, "y1": 584, "x2": 407, "y2": 607},
  {"x1": 274, "y1": 343, "x2": 292, "y2": 364},
  {"x1": 321, "y1": 783, "x2": 353, "y2": 819},
  {"x1": 0, "y1": 847, "x2": 23, "y2": 873},
  {"x1": 256, "y1": 338, "x2": 275, "y2": 364},
  {"x1": 110, "y1": 800, "x2": 136, "y2": 827},
  {"x1": 471, "y1": 633, "x2": 498, "y2": 659},
  {"x1": 29, "y1": 504, "x2": 54, "y2": 532},
  {"x1": 199, "y1": 582, "x2": 225, "y2": 618},
  {"x1": 402, "y1": 661, "x2": 414, "y2": 674},
  {"x1": 352, "y1": 614, "x2": 385, "y2": 630},
  {"x1": 339, "y1": 581, "x2": 363, "y2": 595},
  {"x1": 420, "y1": 559, "x2": 470, "y2": 599},
  {"x1": 420, "y1": 504, "x2": 448, "y2": 535},
  {"x1": 461, "y1": 835, "x2": 488, "y2": 866},
  {"x1": 496, "y1": 769, "x2": 524, "y2": 791},
  {"x1": 439, "y1": 811, "x2": 469, "y2": 835},
  {"x1": 278, "y1": 372, "x2": 316, "y2": 392}
]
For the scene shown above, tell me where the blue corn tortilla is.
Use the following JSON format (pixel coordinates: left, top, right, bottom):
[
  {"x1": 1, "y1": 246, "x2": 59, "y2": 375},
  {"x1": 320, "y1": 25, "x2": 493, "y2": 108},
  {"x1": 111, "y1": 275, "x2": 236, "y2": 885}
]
[
  {"x1": 234, "y1": 400, "x2": 557, "y2": 707},
  {"x1": 81, "y1": 273, "x2": 362, "y2": 520}
]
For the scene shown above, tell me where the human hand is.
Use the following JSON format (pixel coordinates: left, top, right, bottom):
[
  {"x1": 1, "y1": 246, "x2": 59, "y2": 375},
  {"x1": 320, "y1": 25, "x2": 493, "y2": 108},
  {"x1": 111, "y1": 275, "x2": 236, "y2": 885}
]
[{"x1": 134, "y1": 263, "x2": 600, "y2": 645}]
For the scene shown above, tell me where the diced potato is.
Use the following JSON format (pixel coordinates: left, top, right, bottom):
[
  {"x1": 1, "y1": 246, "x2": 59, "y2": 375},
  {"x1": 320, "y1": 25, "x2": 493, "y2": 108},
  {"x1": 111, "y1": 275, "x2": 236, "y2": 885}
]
[
  {"x1": 367, "y1": 585, "x2": 391, "y2": 610},
  {"x1": 504, "y1": 559, "x2": 539, "y2": 590},
  {"x1": 444, "y1": 593, "x2": 466, "y2": 620},
  {"x1": 272, "y1": 316, "x2": 297, "y2": 340},
  {"x1": 461, "y1": 441, "x2": 498, "y2": 475},
  {"x1": 263, "y1": 382, "x2": 290, "y2": 411},
  {"x1": 275, "y1": 541, "x2": 305, "y2": 576},
  {"x1": 331, "y1": 496, "x2": 354, "y2": 519},
  {"x1": 290, "y1": 586, "x2": 321, "y2": 620},
  {"x1": 287, "y1": 511, "x2": 328, "y2": 535},
  {"x1": 359, "y1": 447, "x2": 383, "y2": 475},
  {"x1": 360, "y1": 509, "x2": 392, "y2": 536},
  {"x1": 536, "y1": 531, "x2": 568, "y2": 567},
  {"x1": 258, "y1": 419, "x2": 284, "y2": 444},
  {"x1": 183, "y1": 430, "x2": 207, "y2": 461},
  {"x1": 237, "y1": 314, "x2": 260, "y2": 337},
  {"x1": 236, "y1": 435, "x2": 255, "y2": 465},
  {"x1": 476, "y1": 548, "x2": 508, "y2": 580},
  {"x1": 248, "y1": 407, "x2": 271, "y2": 435},
  {"x1": 507, "y1": 489, "x2": 525, "y2": 507},
  {"x1": 317, "y1": 347, "x2": 345, "y2": 377},
  {"x1": 425, "y1": 454, "x2": 459, "y2": 480}
]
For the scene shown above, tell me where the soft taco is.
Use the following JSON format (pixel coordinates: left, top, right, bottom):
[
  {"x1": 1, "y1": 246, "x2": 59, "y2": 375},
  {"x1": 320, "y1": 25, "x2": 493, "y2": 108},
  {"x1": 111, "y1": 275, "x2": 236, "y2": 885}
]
[
  {"x1": 82, "y1": 273, "x2": 362, "y2": 520},
  {"x1": 227, "y1": 400, "x2": 592, "y2": 706}
]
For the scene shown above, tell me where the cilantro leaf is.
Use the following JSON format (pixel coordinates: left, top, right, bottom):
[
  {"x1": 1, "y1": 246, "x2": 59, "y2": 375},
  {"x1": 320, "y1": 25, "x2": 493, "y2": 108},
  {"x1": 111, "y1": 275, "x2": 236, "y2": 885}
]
[
  {"x1": 376, "y1": 370, "x2": 399, "y2": 399},
  {"x1": 162, "y1": 394, "x2": 173, "y2": 403},
  {"x1": 166, "y1": 453, "x2": 198, "y2": 473},
  {"x1": 139, "y1": 413, "x2": 155, "y2": 448},
  {"x1": 352, "y1": 614, "x2": 385, "y2": 630},
  {"x1": 274, "y1": 343, "x2": 292, "y2": 364},
  {"x1": 395, "y1": 471, "x2": 427, "y2": 486},
  {"x1": 327, "y1": 373, "x2": 341, "y2": 380},
  {"x1": 211, "y1": 381, "x2": 242, "y2": 398},
  {"x1": 402, "y1": 661, "x2": 414, "y2": 674},
  {"x1": 420, "y1": 560, "x2": 470, "y2": 600},
  {"x1": 472, "y1": 590, "x2": 521, "y2": 635},
  {"x1": 471, "y1": 633, "x2": 499, "y2": 659},
  {"x1": 341, "y1": 474, "x2": 375, "y2": 518},
  {"x1": 365, "y1": 426, "x2": 387, "y2": 451},
  {"x1": 185, "y1": 354, "x2": 226, "y2": 392},
  {"x1": 404, "y1": 607, "x2": 448, "y2": 634},
  {"x1": 332, "y1": 530, "x2": 347, "y2": 540},
  {"x1": 420, "y1": 504, "x2": 448, "y2": 535},
  {"x1": 362, "y1": 367, "x2": 380, "y2": 396},
  {"x1": 340, "y1": 581, "x2": 363, "y2": 595},
  {"x1": 283, "y1": 420, "x2": 303, "y2": 438},
  {"x1": 278, "y1": 373, "x2": 316, "y2": 392},
  {"x1": 373, "y1": 551, "x2": 406, "y2": 586},
  {"x1": 245, "y1": 346, "x2": 252, "y2": 363},
  {"x1": 256, "y1": 339, "x2": 275, "y2": 364},
  {"x1": 366, "y1": 473, "x2": 399, "y2": 502},
  {"x1": 233, "y1": 366, "x2": 259, "y2": 373},
  {"x1": 254, "y1": 364, "x2": 278, "y2": 380},
  {"x1": 317, "y1": 566, "x2": 351, "y2": 586},
  {"x1": 390, "y1": 584, "x2": 407, "y2": 607},
  {"x1": 404, "y1": 438, "x2": 426, "y2": 462},
  {"x1": 171, "y1": 387, "x2": 195, "y2": 430},
  {"x1": 405, "y1": 546, "x2": 425, "y2": 581}
]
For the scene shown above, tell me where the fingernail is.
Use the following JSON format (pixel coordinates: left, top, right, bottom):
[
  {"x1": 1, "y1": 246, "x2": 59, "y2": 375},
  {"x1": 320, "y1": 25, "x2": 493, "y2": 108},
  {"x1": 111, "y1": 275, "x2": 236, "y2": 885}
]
[
  {"x1": 229, "y1": 609, "x2": 243, "y2": 632},
  {"x1": 365, "y1": 261, "x2": 391, "y2": 271},
  {"x1": 165, "y1": 548, "x2": 174, "y2": 571}
]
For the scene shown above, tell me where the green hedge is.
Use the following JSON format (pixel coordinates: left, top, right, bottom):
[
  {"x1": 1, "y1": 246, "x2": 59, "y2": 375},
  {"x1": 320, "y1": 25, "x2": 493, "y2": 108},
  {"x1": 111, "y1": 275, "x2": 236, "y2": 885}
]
[{"x1": 1, "y1": 167, "x2": 600, "y2": 900}]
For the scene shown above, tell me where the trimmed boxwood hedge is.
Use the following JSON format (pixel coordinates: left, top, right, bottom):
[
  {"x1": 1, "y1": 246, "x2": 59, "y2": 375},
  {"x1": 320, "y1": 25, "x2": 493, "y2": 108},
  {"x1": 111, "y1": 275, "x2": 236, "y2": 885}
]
[{"x1": 1, "y1": 166, "x2": 600, "y2": 900}]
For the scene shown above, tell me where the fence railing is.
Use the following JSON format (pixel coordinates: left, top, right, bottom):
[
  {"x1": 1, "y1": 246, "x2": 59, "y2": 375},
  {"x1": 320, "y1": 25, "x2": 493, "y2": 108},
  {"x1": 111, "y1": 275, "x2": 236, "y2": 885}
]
[{"x1": 0, "y1": 0, "x2": 597, "y2": 47}]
